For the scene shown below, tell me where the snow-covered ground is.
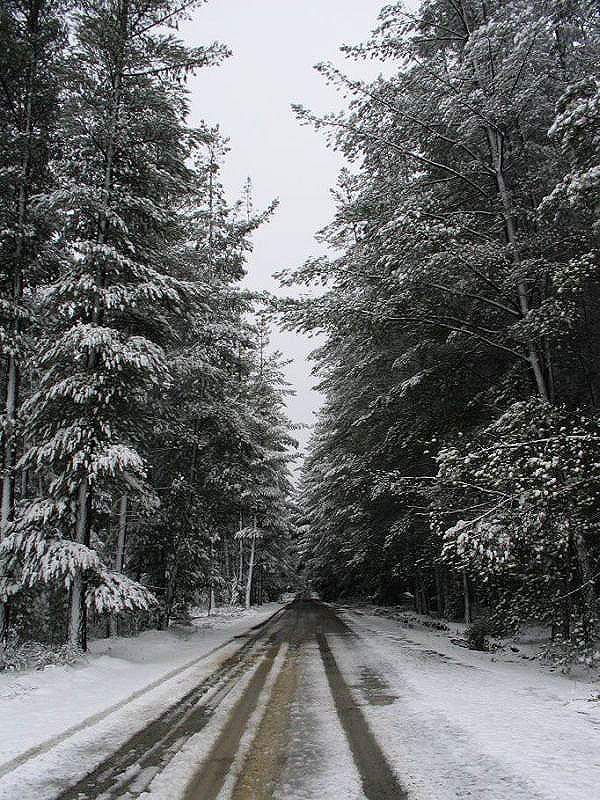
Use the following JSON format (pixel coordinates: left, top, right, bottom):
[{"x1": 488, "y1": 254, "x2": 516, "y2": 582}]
[
  {"x1": 0, "y1": 604, "x2": 283, "y2": 800},
  {"x1": 148, "y1": 601, "x2": 600, "y2": 800},
  {"x1": 333, "y1": 605, "x2": 600, "y2": 800},
  {"x1": 346, "y1": 603, "x2": 595, "y2": 675},
  {"x1": 3, "y1": 600, "x2": 599, "y2": 800}
]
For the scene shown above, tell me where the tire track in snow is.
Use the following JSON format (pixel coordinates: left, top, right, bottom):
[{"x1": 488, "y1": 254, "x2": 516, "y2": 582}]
[
  {"x1": 317, "y1": 631, "x2": 408, "y2": 800},
  {"x1": 182, "y1": 642, "x2": 292, "y2": 799},
  {"x1": 0, "y1": 605, "x2": 286, "y2": 795},
  {"x1": 52, "y1": 606, "x2": 288, "y2": 800}
]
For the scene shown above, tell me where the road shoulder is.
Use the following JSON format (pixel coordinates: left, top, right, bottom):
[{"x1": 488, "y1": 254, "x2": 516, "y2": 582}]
[{"x1": 331, "y1": 604, "x2": 600, "y2": 799}]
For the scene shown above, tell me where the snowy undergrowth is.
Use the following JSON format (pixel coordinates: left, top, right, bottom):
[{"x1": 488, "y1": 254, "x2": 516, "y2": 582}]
[
  {"x1": 342, "y1": 603, "x2": 600, "y2": 681},
  {"x1": 0, "y1": 636, "x2": 83, "y2": 673},
  {"x1": 0, "y1": 604, "x2": 253, "y2": 674}
]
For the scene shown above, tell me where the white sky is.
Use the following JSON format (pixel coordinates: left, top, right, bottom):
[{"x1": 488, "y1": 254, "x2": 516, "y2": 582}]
[{"x1": 182, "y1": 0, "x2": 387, "y2": 451}]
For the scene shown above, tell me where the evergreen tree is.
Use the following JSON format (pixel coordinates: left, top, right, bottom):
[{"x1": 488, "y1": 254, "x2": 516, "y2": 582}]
[
  {"x1": 128, "y1": 128, "x2": 292, "y2": 625},
  {"x1": 288, "y1": 0, "x2": 600, "y2": 649},
  {"x1": 2, "y1": 0, "x2": 228, "y2": 649},
  {"x1": 0, "y1": 0, "x2": 67, "y2": 638}
]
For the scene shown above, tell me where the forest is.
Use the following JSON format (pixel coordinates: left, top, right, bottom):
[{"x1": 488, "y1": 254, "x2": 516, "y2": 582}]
[
  {"x1": 0, "y1": 0, "x2": 297, "y2": 654},
  {"x1": 2, "y1": 2, "x2": 600, "y2": 798},
  {"x1": 2, "y1": 0, "x2": 600, "y2": 666},
  {"x1": 286, "y1": 0, "x2": 600, "y2": 659}
]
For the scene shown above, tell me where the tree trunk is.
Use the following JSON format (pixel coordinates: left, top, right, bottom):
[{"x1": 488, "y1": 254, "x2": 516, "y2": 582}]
[
  {"x1": 223, "y1": 534, "x2": 230, "y2": 579},
  {"x1": 2, "y1": 355, "x2": 19, "y2": 536},
  {"x1": 0, "y1": 351, "x2": 19, "y2": 642},
  {"x1": 109, "y1": 493, "x2": 128, "y2": 637},
  {"x1": 238, "y1": 511, "x2": 244, "y2": 587},
  {"x1": 544, "y1": 335, "x2": 556, "y2": 404},
  {"x1": 245, "y1": 519, "x2": 256, "y2": 610},
  {"x1": 163, "y1": 566, "x2": 177, "y2": 629},
  {"x1": 462, "y1": 569, "x2": 472, "y2": 625},
  {"x1": 574, "y1": 529, "x2": 597, "y2": 640},
  {"x1": 0, "y1": 3, "x2": 39, "y2": 641},
  {"x1": 560, "y1": 584, "x2": 571, "y2": 640},
  {"x1": 419, "y1": 570, "x2": 429, "y2": 615},
  {"x1": 441, "y1": 567, "x2": 450, "y2": 618},
  {"x1": 69, "y1": 476, "x2": 91, "y2": 650},
  {"x1": 255, "y1": 563, "x2": 261, "y2": 605},
  {"x1": 434, "y1": 565, "x2": 442, "y2": 616},
  {"x1": 207, "y1": 539, "x2": 215, "y2": 616},
  {"x1": 20, "y1": 460, "x2": 28, "y2": 501},
  {"x1": 485, "y1": 126, "x2": 550, "y2": 402},
  {"x1": 413, "y1": 577, "x2": 421, "y2": 614}
]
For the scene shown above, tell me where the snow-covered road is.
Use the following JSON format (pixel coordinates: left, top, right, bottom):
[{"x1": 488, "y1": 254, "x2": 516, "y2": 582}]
[{"x1": 2, "y1": 599, "x2": 600, "y2": 799}]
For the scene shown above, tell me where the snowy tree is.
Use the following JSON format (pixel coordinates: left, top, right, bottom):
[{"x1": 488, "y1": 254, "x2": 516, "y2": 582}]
[
  {"x1": 124, "y1": 130, "x2": 292, "y2": 625},
  {"x1": 287, "y1": 0, "x2": 600, "y2": 646},
  {"x1": 437, "y1": 400, "x2": 600, "y2": 639},
  {"x1": 0, "y1": 0, "x2": 67, "y2": 638},
  {"x1": 1, "y1": 0, "x2": 228, "y2": 649}
]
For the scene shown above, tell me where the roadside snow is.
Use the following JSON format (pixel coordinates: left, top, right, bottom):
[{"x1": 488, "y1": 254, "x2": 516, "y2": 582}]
[
  {"x1": 333, "y1": 605, "x2": 600, "y2": 800},
  {"x1": 0, "y1": 604, "x2": 283, "y2": 800},
  {"x1": 349, "y1": 603, "x2": 596, "y2": 676}
]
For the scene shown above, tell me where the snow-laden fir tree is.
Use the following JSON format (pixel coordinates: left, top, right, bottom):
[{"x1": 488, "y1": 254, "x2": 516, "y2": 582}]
[
  {"x1": 131, "y1": 127, "x2": 290, "y2": 624},
  {"x1": 235, "y1": 315, "x2": 297, "y2": 609},
  {"x1": 1, "y1": 0, "x2": 228, "y2": 649},
  {"x1": 0, "y1": 0, "x2": 67, "y2": 639}
]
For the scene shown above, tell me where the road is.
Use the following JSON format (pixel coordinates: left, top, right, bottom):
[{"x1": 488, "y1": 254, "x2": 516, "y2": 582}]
[
  {"x1": 52, "y1": 598, "x2": 600, "y2": 800},
  {"x1": 56, "y1": 599, "x2": 404, "y2": 799}
]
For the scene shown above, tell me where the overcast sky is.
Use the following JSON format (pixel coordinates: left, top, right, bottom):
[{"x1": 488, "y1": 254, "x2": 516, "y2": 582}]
[{"x1": 181, "y1": 0, "x2": 387, "y2": 451}]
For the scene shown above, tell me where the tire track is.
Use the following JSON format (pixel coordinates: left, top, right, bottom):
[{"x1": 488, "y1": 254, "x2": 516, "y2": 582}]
[
  {"x1": 227, "y1": 637, "x2": 299, "y2": 799},
  {"x1": 186, "y1": 600, "x2": 408, "y2": 800},
  {"x1": 55, "y1": 606, "x2": 289, "y2": 800},
  {"x1": 51, "y1": 600, "x2": 409, "y2": 800},
  {"x1": 317, "y1": 631, "x2": 408, "y2": 800},
  {"x1": 0, "y1": 605, "x2": 286, "y2": 785},
  {"x1": 182, "y1": 610, "x2": 301, "y2": 800}
]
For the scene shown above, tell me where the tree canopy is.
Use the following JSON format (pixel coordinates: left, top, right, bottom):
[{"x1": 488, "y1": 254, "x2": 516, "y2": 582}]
[{"x1": 286, "y1": 0, "x2": 600, "y2": 659}]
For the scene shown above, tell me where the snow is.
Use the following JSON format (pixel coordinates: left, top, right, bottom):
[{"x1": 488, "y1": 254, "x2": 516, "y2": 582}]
[
  {"x1": 4, "y1": 601, "x2": 600, "y2": 799},
  {"x1": 141, "y1": 640, "x2": 290, "y2": 800},
  {"x1": 274, "y1": 636, "x2": 363, "y2": 800},
  {"x1": 0, "y1": 604, "x2": 283, "y2": 800},
  {"x1": 143, "y1": 625, "x2": 364, "y2": 799},
  {"x1": 332, "y1": 605, "x2": 600, "y2": 800},
  {"x1": 147, "y1": 620, "x2": 364, "y2": 800}
]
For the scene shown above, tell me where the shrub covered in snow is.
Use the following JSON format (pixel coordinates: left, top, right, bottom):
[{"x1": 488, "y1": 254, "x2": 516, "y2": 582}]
[
  {"x1": 465, "y1": 616, "x2": 494, "y2": 651},
  {"x1": 0, "y1": 635, "x2": 83, "y2": 672}
]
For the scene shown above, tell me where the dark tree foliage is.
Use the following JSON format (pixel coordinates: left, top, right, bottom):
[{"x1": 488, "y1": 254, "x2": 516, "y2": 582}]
[
  {"x1": 0, "y1": 2, "x2": 297, "y2": 653},
  {"x1": 286, "y1": 0, "x2": 600, "y2": 659}
]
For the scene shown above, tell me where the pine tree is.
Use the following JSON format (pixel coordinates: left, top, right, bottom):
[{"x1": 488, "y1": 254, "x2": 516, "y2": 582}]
[
  {"x1": 0, "y1": 0, "x2": 67, "y2": 638},
  {"x1": 1, "y1": 0, "x2": 228, "y2": 649},
  {"x1": 129, "y1": 128, "x2": 286, "y2": 624}
]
